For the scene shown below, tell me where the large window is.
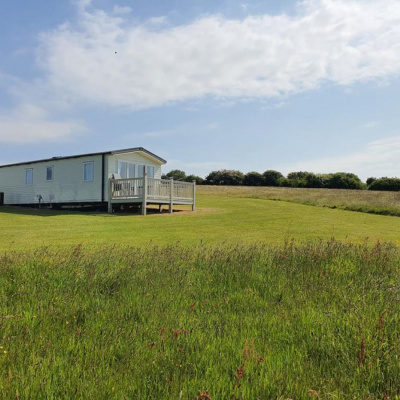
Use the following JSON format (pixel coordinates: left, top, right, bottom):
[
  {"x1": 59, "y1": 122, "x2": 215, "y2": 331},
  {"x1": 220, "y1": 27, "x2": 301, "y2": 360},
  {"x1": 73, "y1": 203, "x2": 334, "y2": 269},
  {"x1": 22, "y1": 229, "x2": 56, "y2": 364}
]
[
  {"x1": 146, "y1": 165, "x2": 155, "y2": 178},
  {"x1": 25, "y1": 169, "x2": 33, "y2": 185},
  {"x1": 83, "y1": 162, "x2": 94, "y2": 182},
  {"x1": 117, "y1": 160, "x2": 156, "y2": 179},
  {"x1": 118, "y1": 161, "x2": 136, "y2": 179},
  {"x1": 137, "y1": 164, "x2": 145, "y2": 178},
  {"x1": 46, "y1": 166, "x2": 53, "y2": 181}
]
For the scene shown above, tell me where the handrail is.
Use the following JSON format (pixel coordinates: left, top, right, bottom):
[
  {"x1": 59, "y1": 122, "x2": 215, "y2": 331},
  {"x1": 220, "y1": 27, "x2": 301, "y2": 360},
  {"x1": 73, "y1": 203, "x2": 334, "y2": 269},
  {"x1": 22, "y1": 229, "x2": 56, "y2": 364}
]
[{"x1": 110, "y1": 177, "x2": 195, "y2": 200}]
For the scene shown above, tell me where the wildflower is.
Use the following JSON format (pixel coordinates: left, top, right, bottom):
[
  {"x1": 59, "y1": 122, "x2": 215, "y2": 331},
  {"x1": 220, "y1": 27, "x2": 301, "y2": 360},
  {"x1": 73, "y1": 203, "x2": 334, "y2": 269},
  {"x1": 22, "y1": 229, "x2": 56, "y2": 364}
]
[
  {"x1": 66, "y1": 321, "x2": 69, "y2": 325},
  {"x1": 3, "y1": 350, "x2": 6, "y2": 354}
]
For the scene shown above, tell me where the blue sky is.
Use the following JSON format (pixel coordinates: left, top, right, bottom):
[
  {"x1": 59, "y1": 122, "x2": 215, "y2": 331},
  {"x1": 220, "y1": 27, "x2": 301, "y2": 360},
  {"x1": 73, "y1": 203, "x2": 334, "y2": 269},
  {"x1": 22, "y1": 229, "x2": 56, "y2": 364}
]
[{"x1": 1, "y1": 0, "x2": 400, "y2": 180}]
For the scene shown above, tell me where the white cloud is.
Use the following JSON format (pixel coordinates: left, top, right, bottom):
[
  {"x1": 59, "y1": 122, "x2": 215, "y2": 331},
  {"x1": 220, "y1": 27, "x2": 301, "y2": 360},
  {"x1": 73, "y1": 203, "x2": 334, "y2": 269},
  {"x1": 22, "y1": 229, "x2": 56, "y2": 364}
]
[
  {"x1": 148, "y1": 16, "x2": 168, "y2": 26},
  {"x1": 278, "y1": 136, "x2": 400, "y2": 180},
  {"x1": 112, "y1": 5, "x2": 132, "y2": 15},
  {"x1": 0, "y1": 104, "x2": 87, "y2": 144},
  {"x1": 363, "y1": 121, "x2": 379, "y2": 128},
  {"x1": 35, "y1": 0, "x2": 400, "y2": 110}
]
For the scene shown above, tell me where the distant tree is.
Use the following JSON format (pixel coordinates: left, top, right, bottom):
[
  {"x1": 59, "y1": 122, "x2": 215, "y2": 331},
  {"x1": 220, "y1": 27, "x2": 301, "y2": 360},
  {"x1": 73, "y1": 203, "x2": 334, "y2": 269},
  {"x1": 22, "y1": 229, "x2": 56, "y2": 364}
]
[
  {"x1": 302, "y1": 173, "x2": 325, "y2": 188},
  {"x1": 366, "y1": 177, "x2": 377, "y2": 187},
  {"x1": 286, "y1": 171, "x2": 311, "y2": 187},
  {"x1": 324, "y1": 172, "x2": 364, "y2": 190},
  {"x1": 162, "y1": 169, "x2": 187, "y2": 181},
  {"x1": 287, "y1": 171, "x2": 309, "y2": 180},
  {"x1": 277, "y1": 177, "x2": 293, "y2": 187},
  {"x1": 262, "y1": 170, "x2": 283, "y2": 186},
  {"x1": 368, "y1": 177, "x2": 400, "y2": 191},
  {"x1": 205, "y1": 170, "x2": 245, "y2": 185},
  {"x1": 185, "y1": 174, "x2": 204, "y2": 185},
  {"x1": 243, "y1": 171, "x2": 264, "y2": 186}
]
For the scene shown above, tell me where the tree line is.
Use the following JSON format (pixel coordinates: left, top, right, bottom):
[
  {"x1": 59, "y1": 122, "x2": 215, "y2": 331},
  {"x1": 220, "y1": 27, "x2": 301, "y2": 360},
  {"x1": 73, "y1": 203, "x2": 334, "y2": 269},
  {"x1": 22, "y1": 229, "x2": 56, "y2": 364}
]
[{"x1": 162, "y1": 169, "x2": 400, "y2": 191}]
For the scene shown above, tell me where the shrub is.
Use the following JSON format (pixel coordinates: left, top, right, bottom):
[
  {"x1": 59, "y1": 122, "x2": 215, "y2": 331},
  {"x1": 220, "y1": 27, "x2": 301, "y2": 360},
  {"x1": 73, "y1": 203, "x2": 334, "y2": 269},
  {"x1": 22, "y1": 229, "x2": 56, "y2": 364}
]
[
  {"x1": 324, "y1": 172, "x2": 364, "y2": 190},
  {"x1": 368, "y1": 177, "x2": 400, "y2": 191},
  {"x1": 205, "y1": 170, "x2": 245, "y2": 185},
  {"x1": 243, "y1": 172, "x2": 264, "y2": 186},
  {"x1": 366, "y1": 177, "x2": 377, "y2": 187},
  {"x1": 185, "y1": 174, "x2": 204, "y2": 185},
  {"x1": 302, "y1": 173, "x2": 325, "y2": 188},
  {"x1": 287, "y1": 171, "x2": 310, "y2": 180},
  {"x1": 277, "y1": 177, "x2": 293, "y2": 187},
  {"x1": 162, "y1": 169, "x2": 187, "y2": 181},
  {"x1": 262, "y1": 170, "x2": 283, "y2": 186}
]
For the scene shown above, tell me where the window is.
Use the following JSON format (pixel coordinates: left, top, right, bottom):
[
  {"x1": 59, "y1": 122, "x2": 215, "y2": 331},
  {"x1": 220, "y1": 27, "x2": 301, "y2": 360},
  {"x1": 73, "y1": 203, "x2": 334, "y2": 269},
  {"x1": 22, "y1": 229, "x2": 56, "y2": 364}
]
[
  {"x1": 118, "y1": 161, "x2": 136, "y2": 179},
  {"x1": 46, "y1": 166, "x2": 53, "y2": 181},
  {"x1": 137, "y1": 164, "x2": 145, "y2": 178},
  {"x1": 83, "y1": 162, "x2": 94, "y2": 181},
  {"x1": 146, "y1": 165, "x2": 155, "y2": 178},
  {"x1": 117, "y1": 161, "x2": 155, "y2": 179},
  {"x1": 118, "y1": 161, "x2": 127, "y2": 178},
  {"x1": 25, "y1": 169, "x2": 33, "y2": 185}
]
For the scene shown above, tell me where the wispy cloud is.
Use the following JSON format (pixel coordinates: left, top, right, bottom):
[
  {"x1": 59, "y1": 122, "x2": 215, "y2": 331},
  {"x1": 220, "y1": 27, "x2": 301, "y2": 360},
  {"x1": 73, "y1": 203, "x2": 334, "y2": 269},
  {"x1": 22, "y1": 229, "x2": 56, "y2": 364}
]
[
  {"x1": 125, "y1": 121, "x2": 220, "y2": 139},
  {"x1": 34, "y1": 0, "x2": 400, "y2": 110},
  {"x1": 278, "y1": 136, "x2": 400, "y2": 180},
  {"x1": 363, "y1": 121, "x2": 379, "y2": 129},
  {"x1": 0, "y1": 104, "x2": 86, "y2": 144},
  {"x1": 112, "y1": 5, "x2": 132, "y2": 15}
]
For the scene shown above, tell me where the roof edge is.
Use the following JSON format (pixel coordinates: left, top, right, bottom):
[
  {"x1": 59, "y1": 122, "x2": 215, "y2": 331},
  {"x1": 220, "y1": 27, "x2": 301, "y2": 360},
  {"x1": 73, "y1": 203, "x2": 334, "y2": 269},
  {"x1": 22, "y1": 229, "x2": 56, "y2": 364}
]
[{"x1": 0, "y1": 147, "x2": 167, "y2": 169}]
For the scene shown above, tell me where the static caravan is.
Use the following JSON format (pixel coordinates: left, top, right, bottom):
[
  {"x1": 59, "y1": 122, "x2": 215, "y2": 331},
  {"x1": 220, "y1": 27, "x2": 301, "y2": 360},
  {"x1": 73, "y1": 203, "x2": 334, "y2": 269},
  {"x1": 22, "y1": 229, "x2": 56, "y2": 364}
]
[{"x1": 0, "y1": 147, "x2": 196, "y2": 214}]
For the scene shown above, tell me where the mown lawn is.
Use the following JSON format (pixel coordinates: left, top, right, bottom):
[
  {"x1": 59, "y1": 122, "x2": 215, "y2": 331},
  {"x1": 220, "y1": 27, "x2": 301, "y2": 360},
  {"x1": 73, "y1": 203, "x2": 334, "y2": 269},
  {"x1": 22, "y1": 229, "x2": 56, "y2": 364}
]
[{"x1": 0, "y1": 186, "x2": 399, "y2": 251}]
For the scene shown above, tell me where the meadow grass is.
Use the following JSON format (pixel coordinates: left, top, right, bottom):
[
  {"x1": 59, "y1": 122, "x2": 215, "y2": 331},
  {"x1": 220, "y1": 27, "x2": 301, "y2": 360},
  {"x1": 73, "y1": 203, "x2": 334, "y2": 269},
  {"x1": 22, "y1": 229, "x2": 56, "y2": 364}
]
[
  {"x1": 1, "y1": 241, "x2": 400, "y2": 399},
  {"x1": 1, "y1": 187, "x2": 400, "y2": 398},
  {"x1": 0, "y1": 186, "x2": 400, "y2": 251},
  {"x1": 200, "y1": 185, "x2": 400, "y2": 216}
]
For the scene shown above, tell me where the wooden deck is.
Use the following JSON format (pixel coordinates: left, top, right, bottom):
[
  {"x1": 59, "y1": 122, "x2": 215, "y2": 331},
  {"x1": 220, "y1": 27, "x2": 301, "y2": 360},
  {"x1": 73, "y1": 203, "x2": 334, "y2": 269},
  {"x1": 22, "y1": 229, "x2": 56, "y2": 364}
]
[{"x1": 108, "y1": 176, "x2": 196, "y2": 215}]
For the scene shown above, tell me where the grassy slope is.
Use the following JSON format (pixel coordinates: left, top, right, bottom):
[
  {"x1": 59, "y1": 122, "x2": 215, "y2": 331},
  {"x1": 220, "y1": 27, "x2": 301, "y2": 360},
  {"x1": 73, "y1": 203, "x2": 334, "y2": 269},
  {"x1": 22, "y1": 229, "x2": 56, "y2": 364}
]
[{"x1": 0, "y1": 187, "x2": 399, "y2": 251}]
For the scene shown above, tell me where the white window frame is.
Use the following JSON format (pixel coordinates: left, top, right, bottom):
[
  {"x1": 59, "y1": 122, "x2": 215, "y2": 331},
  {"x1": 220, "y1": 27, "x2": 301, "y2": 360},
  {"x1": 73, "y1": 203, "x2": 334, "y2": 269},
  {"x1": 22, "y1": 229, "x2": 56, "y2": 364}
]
[
  {"x1": 25, "y1": 168, "x2": 33, "y2": 186},
  {"x1": 146, "y1": 165, "x2": 155, "y2": 178},
  {"x1": 46, "y1": 166, "x2": 54, "y2": 181},
  {"x1": 83, "y1": 161, "x2": 94, "y2": 182},
  {"x1": 117, "y1": 160, "x2": 156, "y2": 179}
]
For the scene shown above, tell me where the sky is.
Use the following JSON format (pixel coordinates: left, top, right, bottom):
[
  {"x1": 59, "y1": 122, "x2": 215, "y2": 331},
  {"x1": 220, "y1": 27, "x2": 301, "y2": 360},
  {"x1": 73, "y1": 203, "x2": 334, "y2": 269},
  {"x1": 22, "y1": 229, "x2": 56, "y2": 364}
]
[{"x1": 1, "y1": 0, "x2": 400, "y2": 181}]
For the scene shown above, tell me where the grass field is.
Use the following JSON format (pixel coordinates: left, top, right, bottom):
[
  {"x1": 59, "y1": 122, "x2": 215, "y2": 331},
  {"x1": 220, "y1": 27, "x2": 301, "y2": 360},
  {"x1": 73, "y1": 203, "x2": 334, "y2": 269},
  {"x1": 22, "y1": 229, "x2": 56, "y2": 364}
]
[
  {"x1": 1, "y1": 242, "x2": 399, "y2": 399},
  {"x1": 0, "y1": 186, "x2": 399, "y2": 251},
  {"x1": 200, "y1": 185, "x2": 400, "y2": 216},
  {"x1": 1, "y1": 186, "x2": 400, "y2": 399}
]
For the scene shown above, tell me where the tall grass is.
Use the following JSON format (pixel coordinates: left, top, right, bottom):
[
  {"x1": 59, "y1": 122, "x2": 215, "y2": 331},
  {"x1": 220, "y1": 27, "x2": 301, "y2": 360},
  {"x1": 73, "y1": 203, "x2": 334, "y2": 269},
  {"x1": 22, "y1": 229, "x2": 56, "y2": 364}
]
[
  {"x1": 200, "y1": 186, "x2": 400, "y2": 216},
  {"x1": 1, "y1": 241, "x2": 400, "y2": 399}
]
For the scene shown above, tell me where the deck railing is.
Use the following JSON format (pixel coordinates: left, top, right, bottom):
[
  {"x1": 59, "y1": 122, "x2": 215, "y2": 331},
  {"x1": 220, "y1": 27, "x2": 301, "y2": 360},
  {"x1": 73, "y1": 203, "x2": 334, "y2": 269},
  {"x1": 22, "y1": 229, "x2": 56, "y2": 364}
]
[{"x1": 108, "y1": 176, "x2": 196, "y2": 214}]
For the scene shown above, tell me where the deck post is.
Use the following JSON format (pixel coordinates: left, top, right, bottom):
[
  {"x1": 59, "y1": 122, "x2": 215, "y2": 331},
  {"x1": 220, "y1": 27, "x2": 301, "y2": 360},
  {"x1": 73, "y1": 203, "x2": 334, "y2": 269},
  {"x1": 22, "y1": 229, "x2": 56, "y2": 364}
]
[
  {"x1": 192, "y1": 180, "x2": 196, "y2": 211},
  {"x1": 108, "y1": 178, "x2": 113, "y2": 214},
  {"x1": 169, "y1": 178, "x2": 174, "y2": 213},
  {"x1": 142, "y1": 168, "x2": 147, "y2": 216}
]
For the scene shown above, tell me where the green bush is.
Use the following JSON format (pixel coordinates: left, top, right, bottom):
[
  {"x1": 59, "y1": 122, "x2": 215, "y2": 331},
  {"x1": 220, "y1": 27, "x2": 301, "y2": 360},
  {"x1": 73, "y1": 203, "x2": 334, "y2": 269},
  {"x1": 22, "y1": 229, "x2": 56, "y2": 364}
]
[
  {"x1": 243, "y1": 172, "x2": 264, "y2": 186},
  {"x1": 324, "y1": 173, "x2": 364, "y2": 190},
  {"x1": 205, "y1": 170, "x2": 245, "y2": 185},
  {"x1": 262, "y1": 170, "x2": 283, "y2": 186},
  {"x1": 368, "y1": 177, "x2": 400, "y2": 191},
  {"x1": 162, "y1": 169, "x2": 187, "y2": 181},
  {"x1": 185, "y1": 174, "x2": 204, "y2": 185}
]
